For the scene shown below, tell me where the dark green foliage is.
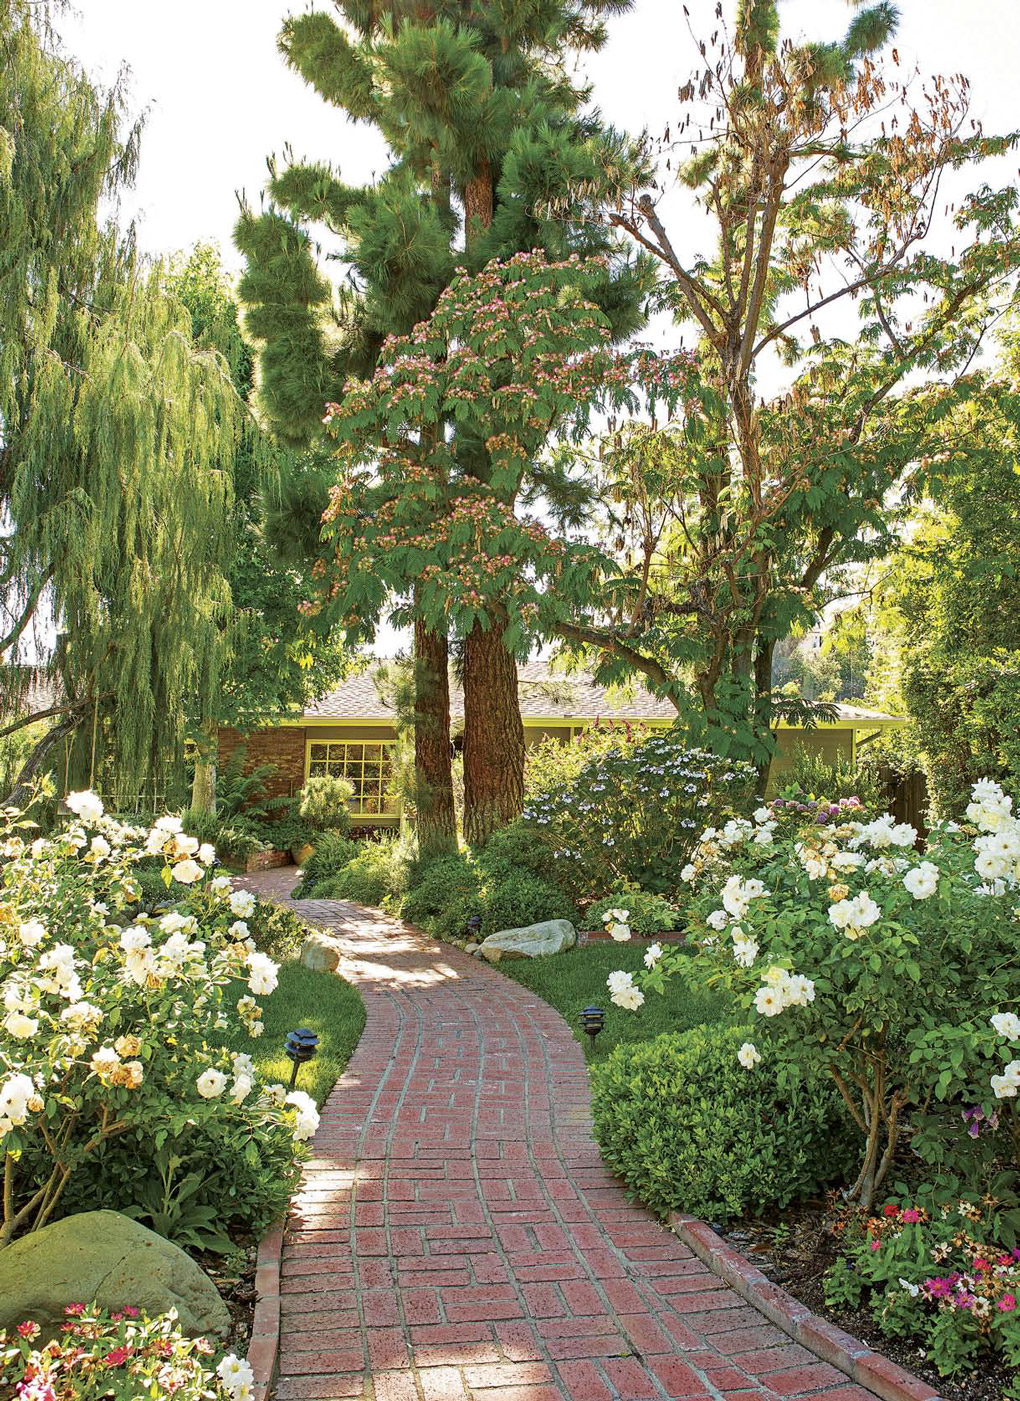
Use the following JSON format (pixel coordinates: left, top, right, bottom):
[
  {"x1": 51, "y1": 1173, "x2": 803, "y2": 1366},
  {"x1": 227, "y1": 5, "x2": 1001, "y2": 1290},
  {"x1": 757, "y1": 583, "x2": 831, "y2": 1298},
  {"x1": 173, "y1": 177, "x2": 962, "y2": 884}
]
[
  {"x1": 472, "y1": 821, "x2": 554, "y2": 882},
  {"x1": 587, "y1": 889, "x2": 679, "y2": 935},
  {"x1": 244, "y1": 901, "x2": 312, "y2": 961},
  {"x1": 782, "y1": 751, "x2": 885, "y2": 809},
  {"x1": 326, "y1": 843, "x2": 402, "y2": 906},
  {"x1": 400, "y1": 854, "x2": 482, "y2": 937},
  {"x1": 299, "y1": 774, "x2": 354, "y2": 834},
  {"x1": 292, "y1": 831, "x2": 362, "y2": 895},
  {"x1": 480, "y1": 871, "x2": 575, "y2": 934},
  {"x1": 591, "y1": 1024, "x2": 853, "y2": 1222}
]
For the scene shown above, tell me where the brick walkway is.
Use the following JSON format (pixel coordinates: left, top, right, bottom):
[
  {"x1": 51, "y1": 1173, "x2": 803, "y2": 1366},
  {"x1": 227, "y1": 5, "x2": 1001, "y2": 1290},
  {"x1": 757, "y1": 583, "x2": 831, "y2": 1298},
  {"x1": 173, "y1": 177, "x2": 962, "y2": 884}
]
[{"x1": 239, "y1": 868, "x2": 874, "y2": 1401}]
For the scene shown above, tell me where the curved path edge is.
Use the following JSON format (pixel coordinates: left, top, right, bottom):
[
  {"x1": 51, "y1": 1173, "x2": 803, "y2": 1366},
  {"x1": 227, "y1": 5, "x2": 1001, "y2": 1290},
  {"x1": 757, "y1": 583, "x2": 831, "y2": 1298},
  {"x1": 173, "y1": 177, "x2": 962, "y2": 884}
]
[
  {"x1": 669, "y1": 1218, "x2": 941, "y2": 1401},
  {"x1": 238, "y1": 869, "x2": 937, "y2": 1401}
]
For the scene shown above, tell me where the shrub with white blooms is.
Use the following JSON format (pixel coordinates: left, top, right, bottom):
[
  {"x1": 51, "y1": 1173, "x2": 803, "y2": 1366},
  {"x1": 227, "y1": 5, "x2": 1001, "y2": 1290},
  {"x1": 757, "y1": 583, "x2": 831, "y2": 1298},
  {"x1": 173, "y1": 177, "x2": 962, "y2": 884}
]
[
  {"x1": 612, "y1": 778, "x2": 1020, "y2": 1207},
  {"x1": 0, "y1": 792, "x2": 318, "y2": 1247}
]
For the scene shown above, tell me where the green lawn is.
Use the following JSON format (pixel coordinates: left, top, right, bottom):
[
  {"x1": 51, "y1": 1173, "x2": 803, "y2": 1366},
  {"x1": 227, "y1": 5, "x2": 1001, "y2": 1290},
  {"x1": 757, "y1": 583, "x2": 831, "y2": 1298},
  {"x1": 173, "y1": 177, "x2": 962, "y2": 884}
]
[
  {"x1": 497, "y1": 942, "x2": 731, "y2": 1061},
  {"x1": 224, "y1": 961, "x2": 366, "y2": 1106}
]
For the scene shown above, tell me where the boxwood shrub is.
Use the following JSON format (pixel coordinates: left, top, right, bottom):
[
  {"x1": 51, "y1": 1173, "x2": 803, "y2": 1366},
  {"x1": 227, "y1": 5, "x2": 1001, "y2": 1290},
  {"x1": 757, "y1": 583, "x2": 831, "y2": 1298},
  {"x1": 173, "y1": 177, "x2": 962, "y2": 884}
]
[{"x1": 591, "y1": 1023, "x2": 853, "y2": 1223}]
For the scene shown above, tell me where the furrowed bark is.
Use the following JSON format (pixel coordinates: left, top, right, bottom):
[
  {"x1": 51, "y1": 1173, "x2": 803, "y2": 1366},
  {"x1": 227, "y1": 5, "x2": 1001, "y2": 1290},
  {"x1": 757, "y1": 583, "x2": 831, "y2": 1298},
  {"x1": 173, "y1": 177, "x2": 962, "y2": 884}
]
[
  {"x1": 413, "y1": 616, "x2": 457, "y2": 858},
  {"x1": 462, "y1": 612, "x2": 525, "y2": 847}
]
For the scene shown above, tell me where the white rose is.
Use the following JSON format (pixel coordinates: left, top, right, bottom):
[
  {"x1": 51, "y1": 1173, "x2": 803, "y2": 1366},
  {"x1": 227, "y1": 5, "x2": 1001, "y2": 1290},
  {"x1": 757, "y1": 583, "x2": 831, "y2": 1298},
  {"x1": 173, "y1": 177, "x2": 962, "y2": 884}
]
[
  {"x1": 732, "y1": 937, "x2": 759, "y2": 968},
  {"x1": 991, "y1": 1012, "x2": 1020, "y2": 1041},
  {"x1": 3, "y1": 1010, "x2": 38, "y2": 1039},
  {"x1": 680, "y1": 864, "x2": 697, "y2": 882},
  {"x1": 902, "y1": 862, "x2": 939, "y2": 900},
  {"x1": 229, "y1": 890, "x2": 257, "y2": 919},
  {"x1": 286, "y1": 1089, "x2": 321, "y2": 1142},
  {"x1": 198, "y1": 842, "x2": 216, "y2": 865},
  {"x1": 119, "y1": 927, "x2": 151, "y2": 953},
  {"x1": 171, "y1": 858, "x2": 203, "y2": 885},
  {"x1": 18, "y1": 920, "x2": 46, "y2": 948},
  {"x1": 228, "y1": 921, "x2": 250, "y2": 940},
  {"x1": 196, "y1": 1068, "x2": 227, "y2": 1099},
  {"x1": 246, "y1": 951, "x2": 279, "y2": 997},
  {"x1": 738, "y1": 1041, "x2": 761, "y2": 1069},
  {"x1": 706, "y1": 909, "x2": 730, "y2": 931},
  {"x1": 608, "y1": 922, "x2": 631, "y2": 943},
  {"x1": 217, "y1": 1355, "x2": 255, "y2": 1393},
  {"x1": 610, "y1": 983, "x2": 645, "y2": 1011},
  {"x1": 89, "y1": 835, "x2": 111, "y2": 858},
  {"x1": 754, "y1": 986, "x2": 785, "y2": 1017},
  {"x1": 210, "y1": 875, "x2": 232, "y2": 896},
  {"x1": 159, "y1": 911, "x2": 194, "y2": 934},
  {"x1": 230, "y1": 1073, "x2": 253, "y2": 1105},
  {"x1": 65, "y1": 790, "x2": 105, "y2": 823},
  {"x1": 753, "y1": 807, "x2": 771, "y2": 823},
  {"x1": 643, "y1": 943, "x2": 663, "y2": 969},
  {"x1": 991, "y1": 1073, "x2": 1018, "y2": 1099},
  {"x1": 154, "y1": 815, "x2": 183, "y2": 834}
]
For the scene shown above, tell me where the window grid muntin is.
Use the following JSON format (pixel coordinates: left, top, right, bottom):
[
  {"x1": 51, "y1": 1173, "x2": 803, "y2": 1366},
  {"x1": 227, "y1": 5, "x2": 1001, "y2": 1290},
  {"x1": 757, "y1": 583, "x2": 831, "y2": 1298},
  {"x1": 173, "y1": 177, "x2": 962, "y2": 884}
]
[{"x1": 307, "y1": 740, "x2": 396, "y2": 815}]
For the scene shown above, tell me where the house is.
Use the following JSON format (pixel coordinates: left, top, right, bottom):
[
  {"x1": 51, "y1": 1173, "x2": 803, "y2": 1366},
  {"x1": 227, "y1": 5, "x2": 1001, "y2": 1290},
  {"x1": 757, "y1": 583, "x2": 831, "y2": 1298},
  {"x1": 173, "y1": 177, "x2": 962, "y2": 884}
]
[{"x1": 216, "y1": 661, "x2": 907, "y2": 829}]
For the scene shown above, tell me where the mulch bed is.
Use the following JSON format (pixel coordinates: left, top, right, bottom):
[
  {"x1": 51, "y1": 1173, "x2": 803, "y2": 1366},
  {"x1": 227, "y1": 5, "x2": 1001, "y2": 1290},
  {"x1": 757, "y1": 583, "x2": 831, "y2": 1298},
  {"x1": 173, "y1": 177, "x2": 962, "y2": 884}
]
[
  {"x1": 196, "y1": 1239, "x2": 258, "y2": 1355},
  {"x1": 717, "y1": 1204, "x2": 1016, "y2": 1401}
]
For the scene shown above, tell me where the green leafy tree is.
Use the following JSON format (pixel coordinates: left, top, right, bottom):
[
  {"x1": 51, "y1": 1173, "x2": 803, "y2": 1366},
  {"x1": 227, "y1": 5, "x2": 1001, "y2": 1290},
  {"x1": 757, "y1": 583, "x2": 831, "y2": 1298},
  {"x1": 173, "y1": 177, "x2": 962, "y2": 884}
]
[
  {"x1": 553, "y1": 0, "x2": 1020, "y2": 775},
  {"x1": 0, "y1": 4, "x2": 241, "y2": 805},
  {"x1": 315, "y1": 254, "x2": 694, "y2": 842},
  {"x1": 165, "y1": 246, "x2": 351, "y2": 810},
  {"x1": 235, "y1": 0, "x2": 648, "y2": 846}
]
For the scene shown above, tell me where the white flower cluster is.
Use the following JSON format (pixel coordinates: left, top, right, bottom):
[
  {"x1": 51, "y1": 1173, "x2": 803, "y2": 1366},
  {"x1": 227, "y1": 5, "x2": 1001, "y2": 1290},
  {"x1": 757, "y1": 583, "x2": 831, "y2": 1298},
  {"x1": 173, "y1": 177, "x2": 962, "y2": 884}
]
[
  {"x1": 606, "y1": 969, "x2": 644, "y2": 1011},
  {"x1": 142, "y1": 813, "x2": 216, "y2": 883},
  {"x1": 753, "y1": 964, "x2": 815, "y2": 1017},
  {"x1": 851, "y1": 815, "x2": 918, "y2": 851},
  {"x1": 990, "y1": 1010, "x2": 1020, "y2": 1098},
  {"x1": 827, "y1": 890, "x2": 881, "y2": 941},
  {"x1": 602, "y1": 908, "x2": 631, "y2": 942},
  {"x1": 968, "y1": 780, "x2": 1020, "y2": 885},
  {"x1": 217, "y1": 1354, "x2": 255, "y2": 1401}
]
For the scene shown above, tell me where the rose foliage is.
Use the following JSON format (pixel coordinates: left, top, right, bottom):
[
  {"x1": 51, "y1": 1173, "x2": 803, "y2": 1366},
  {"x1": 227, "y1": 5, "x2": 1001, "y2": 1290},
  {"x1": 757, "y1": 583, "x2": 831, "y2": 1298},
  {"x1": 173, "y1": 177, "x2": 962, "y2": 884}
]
[
  {"x1": 0, "y1": 791, "x2": 319, "y2": 1247},
  {"x1": 610, "y1": 779, "x2": 1020, "y2": 1206}
]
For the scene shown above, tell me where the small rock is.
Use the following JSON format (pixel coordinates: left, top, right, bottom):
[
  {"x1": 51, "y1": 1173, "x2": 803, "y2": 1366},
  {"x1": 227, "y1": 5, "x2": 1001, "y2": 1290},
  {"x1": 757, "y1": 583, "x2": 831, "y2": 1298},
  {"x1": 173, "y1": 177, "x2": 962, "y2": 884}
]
[
  {"x1": 464, "y1": 942, "x2": 480, "y2": 953},
  {"x1": 478, "y1": 919, "x2": 576, "y2": 962},
  {"x1": 0, "y1": 1210, "x2": 230, "y2": 1339},
  {"x1": 300, "y1": 931, "x2": 342, "y2": 972}
]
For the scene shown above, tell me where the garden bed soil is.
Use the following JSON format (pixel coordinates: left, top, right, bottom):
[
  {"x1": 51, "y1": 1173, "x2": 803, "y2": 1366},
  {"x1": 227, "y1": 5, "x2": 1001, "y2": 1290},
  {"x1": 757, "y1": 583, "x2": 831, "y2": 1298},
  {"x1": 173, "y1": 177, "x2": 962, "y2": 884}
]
[
  {"x1": 195, "y1": 1239, "x2": 258, "y2": 1356},
  {"x1": 718, "y1": 1204, "x2": 1016, "y2": 1401}
]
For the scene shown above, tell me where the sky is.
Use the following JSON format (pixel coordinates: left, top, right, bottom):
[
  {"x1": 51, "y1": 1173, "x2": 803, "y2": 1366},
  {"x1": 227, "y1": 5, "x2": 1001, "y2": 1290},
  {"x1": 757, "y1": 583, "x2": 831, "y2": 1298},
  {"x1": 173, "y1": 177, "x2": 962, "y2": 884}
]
[{"x1": 63, "y1": 0, "x2": 1020, "y2": 273}]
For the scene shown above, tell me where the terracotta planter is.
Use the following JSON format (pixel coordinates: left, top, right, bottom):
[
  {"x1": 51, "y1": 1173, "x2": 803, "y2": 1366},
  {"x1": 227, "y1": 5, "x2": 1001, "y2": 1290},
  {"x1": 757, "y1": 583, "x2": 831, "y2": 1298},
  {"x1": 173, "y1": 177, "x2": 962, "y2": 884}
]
[{"x1": 292, "y1": 842, "x2": 315, "y2": 867}]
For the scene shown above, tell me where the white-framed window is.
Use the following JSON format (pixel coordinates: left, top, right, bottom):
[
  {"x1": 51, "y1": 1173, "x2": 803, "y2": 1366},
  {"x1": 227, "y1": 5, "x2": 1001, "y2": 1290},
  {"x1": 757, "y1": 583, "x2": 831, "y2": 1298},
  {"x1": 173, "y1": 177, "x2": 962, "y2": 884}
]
[{"x1": 306, "y1": 739, "x2": 397, "y2": 816}]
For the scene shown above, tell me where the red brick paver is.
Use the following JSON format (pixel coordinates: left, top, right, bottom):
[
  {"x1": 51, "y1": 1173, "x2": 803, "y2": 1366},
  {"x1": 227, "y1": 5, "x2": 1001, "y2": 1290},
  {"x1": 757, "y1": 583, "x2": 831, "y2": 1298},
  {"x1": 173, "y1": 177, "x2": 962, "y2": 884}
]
[{"x1": 239, "y1": 869, "x2": 877, "y2": 1401}]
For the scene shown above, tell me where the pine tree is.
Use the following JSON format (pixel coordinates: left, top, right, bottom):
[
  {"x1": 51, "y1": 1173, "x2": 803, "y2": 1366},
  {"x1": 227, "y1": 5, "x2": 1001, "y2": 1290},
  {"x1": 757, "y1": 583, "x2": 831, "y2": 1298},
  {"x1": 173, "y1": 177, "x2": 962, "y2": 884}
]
[
  {"x1": 235, "y1": 0, "x2": 647, "y2": 846},
  {"x1": 1, "y1": 2, "x2": 243, "y2": 806}
]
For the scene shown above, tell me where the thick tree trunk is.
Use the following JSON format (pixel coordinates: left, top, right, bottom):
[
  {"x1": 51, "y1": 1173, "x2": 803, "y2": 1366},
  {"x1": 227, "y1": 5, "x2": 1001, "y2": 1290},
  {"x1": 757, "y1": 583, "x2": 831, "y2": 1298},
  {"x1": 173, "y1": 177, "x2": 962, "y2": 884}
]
[
  {"x1": 190, "y1": 721, "x2": 218, "y2": 814},
  {"x1": 462, "y1": 614, "x2": 525, "y2": 846},
  {"x1": 3, "y1": 713, "x2": 81, "y2": 810},
  {"x1": 413, "y1": 617, "x2": 457, "y2": 858}
]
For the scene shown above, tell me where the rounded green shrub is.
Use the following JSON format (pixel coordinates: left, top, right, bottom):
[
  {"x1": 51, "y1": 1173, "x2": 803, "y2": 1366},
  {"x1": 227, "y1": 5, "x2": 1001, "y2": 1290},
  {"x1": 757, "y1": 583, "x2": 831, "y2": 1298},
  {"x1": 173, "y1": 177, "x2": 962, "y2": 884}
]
[
  {"x1": 473, "y1": 821, "x2": 554, "y2": 882},
  {"x1": 400, "y1": 854, "x2": 482, "y2": 933},
  {"x1": 591, "y1": 1024, "x2": 852, "y2": 1223},
  {"x1": 299, "y1": 773, "x2": 354, "y2": 834},
  {"x1": 330, "y1": 844, "x2": 399, "y2": 906},
  {"x1": 481, "y1": 871, "x2": 575, "y2": 933}
]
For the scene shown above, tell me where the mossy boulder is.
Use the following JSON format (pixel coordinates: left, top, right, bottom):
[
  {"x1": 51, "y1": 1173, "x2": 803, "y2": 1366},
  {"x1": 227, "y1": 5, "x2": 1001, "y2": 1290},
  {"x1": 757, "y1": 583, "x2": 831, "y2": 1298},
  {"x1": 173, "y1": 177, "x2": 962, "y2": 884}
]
[
  {"x1": 476, "y1": 918, "x2": 576, "y2": 962},
  {"x1": 0, "y1": 1210, "x2": 230, "y2": 1338}
]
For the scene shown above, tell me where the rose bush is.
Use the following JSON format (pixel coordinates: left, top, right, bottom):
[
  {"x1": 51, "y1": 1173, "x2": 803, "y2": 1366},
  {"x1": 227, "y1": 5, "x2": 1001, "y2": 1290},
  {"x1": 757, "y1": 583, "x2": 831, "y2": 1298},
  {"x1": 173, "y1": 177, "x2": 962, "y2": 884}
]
[
  {"x1": 0, "y1": 1303, "x2": 252, "y2": 1401},
  {"x1": 0, "y1": 792, "x2": 319, "y2": 1247},
  {"x1": 610, "y1": 779, "x2": 1020, "y2": 1206},
  {"x1": 521, "y1": 734, "x2": 755, "y2": 899}
]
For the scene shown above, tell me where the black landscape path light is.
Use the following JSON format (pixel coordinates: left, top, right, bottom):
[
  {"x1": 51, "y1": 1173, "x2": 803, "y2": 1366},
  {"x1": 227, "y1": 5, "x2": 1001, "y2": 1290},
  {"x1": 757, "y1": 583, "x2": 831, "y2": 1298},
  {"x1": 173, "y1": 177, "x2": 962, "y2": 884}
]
[
  {"x1": 284, "y1": 1028, "x2": 319, "y2": 1090},
  {"x1": 579, "y1": 1006, "x2": 605, "y2": 1052},
  {"x1": 466, "y1": 913, "x2": 483, "y2": 941}
]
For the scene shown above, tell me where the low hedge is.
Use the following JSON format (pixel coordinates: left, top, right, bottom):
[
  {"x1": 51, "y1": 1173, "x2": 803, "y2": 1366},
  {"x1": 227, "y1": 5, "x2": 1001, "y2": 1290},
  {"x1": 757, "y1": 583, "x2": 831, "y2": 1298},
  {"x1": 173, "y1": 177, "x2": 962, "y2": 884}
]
[{"x1": 591, "y1": 1023, "x2": 853, "y2": 1223}]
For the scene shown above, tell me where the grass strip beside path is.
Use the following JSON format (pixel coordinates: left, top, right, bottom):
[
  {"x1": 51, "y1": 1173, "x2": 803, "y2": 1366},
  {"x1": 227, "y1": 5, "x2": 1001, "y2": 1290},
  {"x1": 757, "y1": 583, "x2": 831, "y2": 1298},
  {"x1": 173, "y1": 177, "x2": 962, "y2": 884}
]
[
  {"x1": 225, "y1": 961, "x2": 366, "y2": 1106},
  {"x1": 495, "y1": 942, "x2": 730, "y2": 1061}
]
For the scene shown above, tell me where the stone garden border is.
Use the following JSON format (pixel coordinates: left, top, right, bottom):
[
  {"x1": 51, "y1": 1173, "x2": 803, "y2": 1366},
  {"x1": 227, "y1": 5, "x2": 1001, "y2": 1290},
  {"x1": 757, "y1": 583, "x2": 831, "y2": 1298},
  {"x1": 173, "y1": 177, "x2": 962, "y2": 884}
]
[
  {"x1": 670, "y1": 1213, "x2": 943, "y2": 1401},
  {"x1": 248, "y1": 1221, "x2": 283, "y2": 1401}
]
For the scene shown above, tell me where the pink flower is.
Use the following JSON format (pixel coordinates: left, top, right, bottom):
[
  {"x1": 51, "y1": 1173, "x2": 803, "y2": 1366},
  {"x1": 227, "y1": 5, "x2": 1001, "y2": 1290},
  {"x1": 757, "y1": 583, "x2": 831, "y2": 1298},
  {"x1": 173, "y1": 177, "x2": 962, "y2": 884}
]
[
  {"x1": 998, "y1": 1294, "x2": 1016, "y2": 1311},
  {"x1": 102, "y1": 1345, "x2": 132, "y2": 1367},
  {"x1": 16, "y1": 1321, "x2": 40, "y2": 1339},
  {"x1": 900, "y1": 1208, "x2": 921, "y2": 1223},
  {"x1": 870, "y1": 1239, "x2": 881, "y2": 1251},
  {"x1": 63, "y1": 1304, "x2": 85, "y2": 1317}
]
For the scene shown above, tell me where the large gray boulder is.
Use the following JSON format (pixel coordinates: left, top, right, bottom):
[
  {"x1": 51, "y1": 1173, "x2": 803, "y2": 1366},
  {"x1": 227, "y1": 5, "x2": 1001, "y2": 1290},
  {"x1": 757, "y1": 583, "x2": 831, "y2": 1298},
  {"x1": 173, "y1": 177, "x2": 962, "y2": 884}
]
[
  {"x1": 0, "y1": 1210, "x2": 230, "y2": 1339},
  {"x1": 300, "y1": 930, "x2": 343, "y2": 972},
  {"x1": 476, "y1": 919, "x2": 576, "y2": 963}
]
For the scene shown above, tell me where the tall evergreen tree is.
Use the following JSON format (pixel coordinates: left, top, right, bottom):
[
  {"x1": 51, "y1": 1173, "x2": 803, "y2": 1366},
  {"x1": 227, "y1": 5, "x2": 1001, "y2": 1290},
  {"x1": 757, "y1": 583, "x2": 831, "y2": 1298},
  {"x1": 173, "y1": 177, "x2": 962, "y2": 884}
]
[
  {"x1": 235, "y1": 0, "x2": 648, "y2": 846},
  {"x1": 0, "y1": 3, "x2": 241, "y2": 806}
]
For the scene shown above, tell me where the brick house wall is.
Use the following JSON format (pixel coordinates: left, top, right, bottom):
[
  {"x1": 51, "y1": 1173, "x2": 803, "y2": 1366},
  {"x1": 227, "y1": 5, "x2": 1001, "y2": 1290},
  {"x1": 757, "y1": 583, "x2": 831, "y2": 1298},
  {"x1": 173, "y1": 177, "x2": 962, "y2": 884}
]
[{"x1": 217, "y1": 726, "x2": 307, "y2": 801}]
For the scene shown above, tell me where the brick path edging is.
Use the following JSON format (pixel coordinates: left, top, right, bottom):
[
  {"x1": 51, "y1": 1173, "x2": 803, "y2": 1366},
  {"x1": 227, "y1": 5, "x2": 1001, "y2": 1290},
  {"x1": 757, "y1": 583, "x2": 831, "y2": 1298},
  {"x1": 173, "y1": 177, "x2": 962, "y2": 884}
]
[
  {"x1": 670, "y1": 1215, "x2": 943, "y2": 1401},
  {"x1": 248, "y1": 1220, "x2": 283, "y2": 1401}
]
